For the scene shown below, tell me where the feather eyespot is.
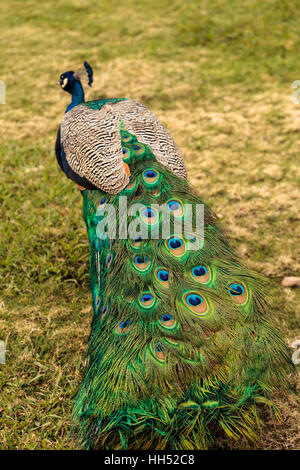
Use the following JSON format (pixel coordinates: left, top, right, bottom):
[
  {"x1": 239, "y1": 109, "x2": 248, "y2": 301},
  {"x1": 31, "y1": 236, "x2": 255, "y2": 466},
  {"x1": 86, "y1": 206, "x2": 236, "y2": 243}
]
[
  {"x1": 183, "y1": 292, "x2": 209, "y2": 316},
  {"x1": 158, "y1": 313, "x2": 176, "y2": 329},
  {"x1": 190, "y1": 265, "x2": 211, "y2": 284},
  {"x1": 122, "y1": 146, "x2": 131, "y2": 162},
  {"x1": 155, "y1": 268, "x2": 169, "y2": 288},
  {"x1": 117, "y1": 319, "x2": 132, "y2": 334},
  {"x1": 132, "y1": 254, "x2": 151, "y2": 272},
  {"x1": 121, "y1": 131, "x2": 132, "y2": 143},
  {"x1": 134, "y1": 255, "x2": 149, "y2": 263},
  {"x1": 106, "y1": 253, "x2": 113, "y2": 269},
  {"x1": 130, "y1": 236, "x2": 142, "y2": 248},
  {"x1": 101, "y1": 304, "x2": 108, "y2": 320},
  {"x1": 132, "y1": 143, "x2": 145, "y2": 156},
  {"x1": 159, "y1": 271, "x2": 168, "y2": 281},
  {"x1": 96, "y1": 197, "x2": 107, "y2": 214},
  {"x1": 143, "y1": 208, "x2": 154, "y2": 217},
  {"x1": 227, "y1": 283, "x2": 248, "y2": 305},
  {"x1": 142, "y1": 169, "x2": 160, "y2": 186},
  {"x1": 87, "y1": 189, "x2": 94, "y2": 198},
  {"x1": 140, "y1": 207, "x2": 159, "y2": 225},
  {"x1": 167, "y1": 199, "x2": 184, "y2": 217},
  {"x1": 139, "y1": 292, "x2": 156, "y2": 309},
  {"x1": 145, "y1": 170, "x2": 157, "y2": 178},
  {"x1": 166, "y1": 237, "x2": 186, "y2": 257},
  {"x1": 150, "y1": 342, "x2": 165, "y2": 362},
  {"x1": 155, "y1": 343, "x2": 164, "y2": 356}
]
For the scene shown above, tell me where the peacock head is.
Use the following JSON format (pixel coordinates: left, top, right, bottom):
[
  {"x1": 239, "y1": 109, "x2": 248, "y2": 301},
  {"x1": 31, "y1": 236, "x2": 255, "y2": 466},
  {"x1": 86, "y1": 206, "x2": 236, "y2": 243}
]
[
  {"x1": 58, "y1": 61, "x2": 93, "y2": 94},
  {"x1": 58, "y1": 71, "x2": 76, "y2": 93}
]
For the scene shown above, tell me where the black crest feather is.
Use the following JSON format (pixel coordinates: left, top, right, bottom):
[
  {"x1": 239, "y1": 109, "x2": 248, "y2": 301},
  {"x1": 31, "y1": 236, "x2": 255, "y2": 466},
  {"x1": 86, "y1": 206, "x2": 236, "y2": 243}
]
[{"x1": 84, "y1": 61, "x2": 93, "y2": 87}]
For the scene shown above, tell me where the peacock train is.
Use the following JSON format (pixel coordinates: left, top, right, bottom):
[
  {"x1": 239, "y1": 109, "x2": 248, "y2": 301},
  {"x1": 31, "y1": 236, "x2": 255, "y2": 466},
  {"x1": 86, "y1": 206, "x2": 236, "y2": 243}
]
[{"x1": 55, "y1": 61, "x2": 292, "y2": 450}]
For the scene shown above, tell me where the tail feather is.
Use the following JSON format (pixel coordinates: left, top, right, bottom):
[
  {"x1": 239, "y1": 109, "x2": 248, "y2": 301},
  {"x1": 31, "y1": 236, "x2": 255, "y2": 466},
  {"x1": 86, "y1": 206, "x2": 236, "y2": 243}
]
[{"x1": 70, "y1": 130, "x2": 292, "y2": 449}]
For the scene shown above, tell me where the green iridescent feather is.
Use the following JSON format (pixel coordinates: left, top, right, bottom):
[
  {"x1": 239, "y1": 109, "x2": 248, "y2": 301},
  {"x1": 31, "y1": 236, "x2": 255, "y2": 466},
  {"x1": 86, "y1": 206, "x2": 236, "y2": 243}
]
[{"x1": 70, "y1": 126, "x2": 292, "y2": 450}]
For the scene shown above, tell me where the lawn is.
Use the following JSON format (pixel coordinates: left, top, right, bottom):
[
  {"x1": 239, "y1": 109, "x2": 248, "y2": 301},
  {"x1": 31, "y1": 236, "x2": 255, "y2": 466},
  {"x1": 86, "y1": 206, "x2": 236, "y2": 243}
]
[{"x1": 0, "y1": 0, "x2": 299, "y2": 449}]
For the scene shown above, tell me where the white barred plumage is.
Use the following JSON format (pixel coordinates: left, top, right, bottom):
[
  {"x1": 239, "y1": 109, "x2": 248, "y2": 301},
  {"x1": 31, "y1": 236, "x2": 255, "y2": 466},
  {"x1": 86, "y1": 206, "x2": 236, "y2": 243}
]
[{"x1": 60, "y1": 99, "x2": 187, "y2": 193}]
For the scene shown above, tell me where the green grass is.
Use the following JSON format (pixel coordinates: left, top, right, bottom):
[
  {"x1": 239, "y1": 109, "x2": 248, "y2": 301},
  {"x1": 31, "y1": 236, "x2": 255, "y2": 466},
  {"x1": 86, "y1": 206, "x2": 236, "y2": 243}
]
[{"x1": 0, "y1": 0, "x2": 299, "y2": 449}]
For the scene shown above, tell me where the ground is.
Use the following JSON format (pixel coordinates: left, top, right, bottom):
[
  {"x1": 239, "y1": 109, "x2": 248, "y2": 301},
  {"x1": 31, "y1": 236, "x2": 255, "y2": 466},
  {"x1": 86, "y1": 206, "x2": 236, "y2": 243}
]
[{"x1": 0, "y1": 0, "x2": 299, "y2": 449}]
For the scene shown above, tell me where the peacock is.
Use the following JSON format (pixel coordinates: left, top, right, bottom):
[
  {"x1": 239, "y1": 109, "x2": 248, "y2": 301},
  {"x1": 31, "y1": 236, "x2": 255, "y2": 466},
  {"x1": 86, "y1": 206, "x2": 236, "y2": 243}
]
[{"x1": 55, "y1": 61, "x2": 292, "y2": 450}]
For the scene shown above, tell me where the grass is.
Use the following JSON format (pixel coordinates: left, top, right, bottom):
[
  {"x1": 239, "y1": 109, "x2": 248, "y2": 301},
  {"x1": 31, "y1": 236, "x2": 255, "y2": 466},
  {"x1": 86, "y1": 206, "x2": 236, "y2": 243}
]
[{"x1": 0, "y1": 0, "x2": 299, "y2": 450}]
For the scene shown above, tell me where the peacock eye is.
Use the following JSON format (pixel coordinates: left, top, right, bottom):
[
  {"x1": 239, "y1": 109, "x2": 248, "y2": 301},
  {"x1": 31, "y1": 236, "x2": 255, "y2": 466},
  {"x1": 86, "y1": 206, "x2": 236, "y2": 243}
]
[
  {"x1": 142, "y1": 168, "x2": 160, "y2": 187},
  {"x1": 141, "y1": 294, "x2": 152, "y2": 302},
  {"x1": 158, "y1": 270, "x2": 169, "y2": 282},
  {"x1": 100, "y1": 304, "x2": 108, "y2": 320},
  {"x1": 134, "y1": 255, "x2": 149, "y2": 264},
  {"x1": 140, "y1": 206, "x2": 159, "y2": 225},
  {"x1": 193, "y1": 266, "x2": 207, "y2": 276},
  {"x1": 186, "y1": 294, "x2": 203, "y2": 306},
  {"x1": 155, "y1": 268, "x2": 170, "y2": 288},
  {"x1": 158, "y1": 313, "x2": 176, "y2": 330},
  {"x1": 142, "y1": 208, "x2": 155, "y2": 218},
  {"x1": 166, "y1": 199, "x2": 184, "y2": 217},
  {"x1": 190, "y1": 265, "x2": 211, "y2": 284},
  {"x1": 168, "y1": 201, "x2": 180, "y2": 211},
  {"x1": 168, "y1": 238, "x2": 182, "y2": 249},
  {"x1": 160, "y1": 314, "x2": 172, "y2": 322},
  {"x1": 117, "y1": 319, "x2": 132, "y2": 334},
  {"x1": 166, "y1": 236, "x2": 186, "y2": 257},
  {"x1": 150, "y1": 341, "x2": 165, "y2": 361},
  {"x1": 227, "y1": 283, "x2": 248, "y2": 305},
  {"x1": 132, "y1": 254, "x2": 151, "y2": 272},
  {"x1": 139, "y1": 292, "x2": 156, "y2": 309},
  {"x1": 145, "y1": 170, "x2": 157, "y2": 178},
  {"x1": 183, "y1": 292, "x2": 209, "y2": 316},
  {"x1": 228, "y1": 283, "x2": 244, "y2": 296},
  {"x1": 106, "y1": 253, "x2": 113, "y2": 268}
]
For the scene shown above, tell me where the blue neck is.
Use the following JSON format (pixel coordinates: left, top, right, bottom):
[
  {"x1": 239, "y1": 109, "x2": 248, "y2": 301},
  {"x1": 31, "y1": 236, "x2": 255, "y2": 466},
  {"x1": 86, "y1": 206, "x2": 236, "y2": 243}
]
[{"x1": 66, "y1": 80, "x2": 85, "y2": 113}]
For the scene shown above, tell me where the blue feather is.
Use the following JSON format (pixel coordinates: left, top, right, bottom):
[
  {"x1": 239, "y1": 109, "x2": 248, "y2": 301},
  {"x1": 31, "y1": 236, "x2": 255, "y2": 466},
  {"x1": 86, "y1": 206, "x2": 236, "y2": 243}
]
[{"x1": 84, "y1": 61, "x2": 93, "y2": 87}]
